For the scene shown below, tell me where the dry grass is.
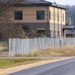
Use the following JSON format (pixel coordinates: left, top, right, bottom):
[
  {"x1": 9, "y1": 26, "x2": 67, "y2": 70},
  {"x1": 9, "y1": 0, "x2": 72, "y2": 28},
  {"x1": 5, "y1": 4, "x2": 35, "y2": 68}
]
[
  {"x1": 0, "y1": 50, "x2": 8, "y2": 57},
  {"x1": 28, "y1": 45, "x2": 75, "y2": 56},
  {"x1": 0, "y1": 40, "x2": 8, "y2": 57},
  {"x1": 1, "y1": 40, "x2": 75, "y2": 57}
]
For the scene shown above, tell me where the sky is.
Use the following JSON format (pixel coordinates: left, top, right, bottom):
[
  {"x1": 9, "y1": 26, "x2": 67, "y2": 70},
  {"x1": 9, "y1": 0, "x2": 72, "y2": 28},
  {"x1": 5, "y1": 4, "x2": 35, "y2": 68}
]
[{"x1": 46, "y1": 0, "x2": 75, "y2": 6}]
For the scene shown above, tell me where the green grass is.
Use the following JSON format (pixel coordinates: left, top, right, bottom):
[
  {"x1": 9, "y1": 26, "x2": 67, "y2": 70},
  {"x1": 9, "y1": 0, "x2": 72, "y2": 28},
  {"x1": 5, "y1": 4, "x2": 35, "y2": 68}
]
[{"x1": 0, "y1": 58, "x2": 40, "y2": 68}]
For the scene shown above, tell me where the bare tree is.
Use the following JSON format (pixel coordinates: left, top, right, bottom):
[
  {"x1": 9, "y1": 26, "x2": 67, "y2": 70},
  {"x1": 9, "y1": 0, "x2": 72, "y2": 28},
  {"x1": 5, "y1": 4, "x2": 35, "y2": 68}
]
[{"x1": 0, "y1": 0, "x2": 25, "y2": 38}]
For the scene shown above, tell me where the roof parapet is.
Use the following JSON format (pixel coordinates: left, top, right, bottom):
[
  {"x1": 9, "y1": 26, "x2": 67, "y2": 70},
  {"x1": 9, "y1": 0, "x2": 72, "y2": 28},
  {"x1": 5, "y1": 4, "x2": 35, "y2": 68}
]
[{"x1": 51, "y1": 2, "x2": 66, "y2": 9}]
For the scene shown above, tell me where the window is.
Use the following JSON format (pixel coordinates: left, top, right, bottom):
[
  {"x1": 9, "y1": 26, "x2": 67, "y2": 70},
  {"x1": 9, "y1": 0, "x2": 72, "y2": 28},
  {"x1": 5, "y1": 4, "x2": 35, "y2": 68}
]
[
  {"x1": 14, "y1": 11, "x2": 23, "y2": 20},
  {"x1": 51, "y1": 30, "x2": 56, "y2": 37},
  {"x1": 57, "y1": 12, "x2": 59, "y2": 21},
  {"x1": 49, "y1": 11, "x2": 51, "y2": 20},
  {"x1": 36, "y1": 11, "x2": 45, "y2": 20},
  {"x1": 57, "y1": 31, "x2": 59, "y2": 37},
  {"x1": 63, "y1": 14, "x2": 64, "y2": 22},
  {"x1": 37, "y1": 30, "x2": 45, "y2": 37},
  {"x1": 53, "y1": 30, "x2": 56, "y2": 37}
]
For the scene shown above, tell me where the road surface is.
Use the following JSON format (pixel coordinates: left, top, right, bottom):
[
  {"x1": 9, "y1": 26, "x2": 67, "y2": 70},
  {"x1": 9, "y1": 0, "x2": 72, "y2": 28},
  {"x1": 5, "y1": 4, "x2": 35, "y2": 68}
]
[{"x1": 7, "y1": 58, "x2": 75, "y2": 75}]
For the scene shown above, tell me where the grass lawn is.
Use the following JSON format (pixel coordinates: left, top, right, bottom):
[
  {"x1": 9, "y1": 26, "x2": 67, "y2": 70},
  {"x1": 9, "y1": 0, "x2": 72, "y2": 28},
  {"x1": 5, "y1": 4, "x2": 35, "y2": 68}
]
[{"x1": 0, "y1": 58, "x2": 40, "y2": 69}]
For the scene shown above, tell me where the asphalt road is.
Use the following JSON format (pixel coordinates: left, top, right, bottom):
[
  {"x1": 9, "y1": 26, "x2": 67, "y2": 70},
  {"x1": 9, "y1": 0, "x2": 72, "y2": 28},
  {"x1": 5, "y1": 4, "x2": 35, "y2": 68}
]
[{"x1": 7, "y1": 58, "x2": 75, "y2": 75}]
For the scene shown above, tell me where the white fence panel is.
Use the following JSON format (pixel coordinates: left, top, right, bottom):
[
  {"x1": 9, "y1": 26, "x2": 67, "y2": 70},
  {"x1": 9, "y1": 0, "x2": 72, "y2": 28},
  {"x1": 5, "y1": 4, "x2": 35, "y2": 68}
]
[{"x1": 9, "y1": 37, "x2": 75, "y2": 56}]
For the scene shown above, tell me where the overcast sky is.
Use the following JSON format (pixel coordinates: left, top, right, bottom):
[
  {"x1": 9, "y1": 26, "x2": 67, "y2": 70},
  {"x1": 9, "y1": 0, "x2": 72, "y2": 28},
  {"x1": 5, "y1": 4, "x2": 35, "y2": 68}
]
[{"x1": 46, "y1": 0, "x2": 75, "y2": 5}]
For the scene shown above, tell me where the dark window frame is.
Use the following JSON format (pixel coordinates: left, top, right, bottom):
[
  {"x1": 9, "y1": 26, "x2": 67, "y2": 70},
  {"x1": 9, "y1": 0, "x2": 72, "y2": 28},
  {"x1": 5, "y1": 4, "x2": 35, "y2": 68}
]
[
  {"x1": 14, "y1": 11, "x2": 23, "y2": 20},
  {"x1": 36, "y1": 10, "x2": 45, "y2": 20}
]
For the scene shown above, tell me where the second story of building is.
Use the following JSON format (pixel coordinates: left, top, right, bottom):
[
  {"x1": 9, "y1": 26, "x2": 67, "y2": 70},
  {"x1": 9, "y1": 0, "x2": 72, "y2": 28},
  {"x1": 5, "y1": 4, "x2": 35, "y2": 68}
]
[{"x1": 9, "y1": 0, "x2": 66, "y2": 25}]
